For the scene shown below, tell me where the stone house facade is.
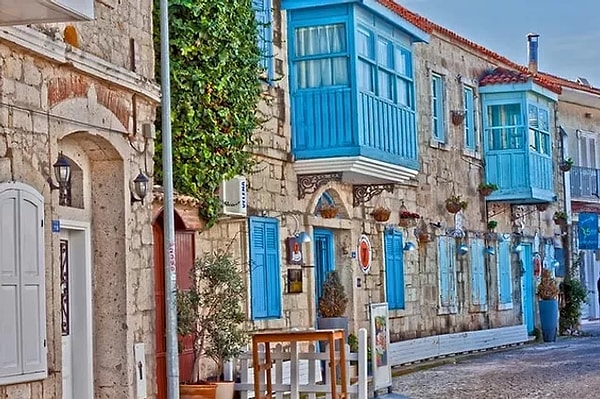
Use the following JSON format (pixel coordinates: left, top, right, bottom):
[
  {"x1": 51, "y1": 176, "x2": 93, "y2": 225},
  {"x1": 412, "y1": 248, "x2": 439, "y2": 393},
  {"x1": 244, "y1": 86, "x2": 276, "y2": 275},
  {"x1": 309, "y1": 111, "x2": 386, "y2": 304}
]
[
  {"x1": 183, "y1": 0, "x2": 570, "y2": 365},
  {"x1": 0, "y1": 1, "x2": 159, "y2": 397}
]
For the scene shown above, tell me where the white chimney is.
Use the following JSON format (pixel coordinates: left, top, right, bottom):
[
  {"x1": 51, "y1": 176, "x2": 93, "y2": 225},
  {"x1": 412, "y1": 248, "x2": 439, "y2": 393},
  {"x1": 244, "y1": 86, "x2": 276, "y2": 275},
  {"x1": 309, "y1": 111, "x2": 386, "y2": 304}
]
[{"x1": 527, "y1": 33, "x2": 540, "y2": 74}]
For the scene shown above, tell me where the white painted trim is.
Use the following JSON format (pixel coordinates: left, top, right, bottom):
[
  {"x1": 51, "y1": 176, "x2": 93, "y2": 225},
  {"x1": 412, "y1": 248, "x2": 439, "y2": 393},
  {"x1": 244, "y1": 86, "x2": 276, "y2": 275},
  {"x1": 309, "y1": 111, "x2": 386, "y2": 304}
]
[
  {"x1": 58, "y1": 220, "x2": 94, "y2": 399},
  {"x1": 293, "y1": 156, "x2": 418, "y2": 184},
  {"x1": 0, "y1": 26, "x2": 160, "y2": 103}
]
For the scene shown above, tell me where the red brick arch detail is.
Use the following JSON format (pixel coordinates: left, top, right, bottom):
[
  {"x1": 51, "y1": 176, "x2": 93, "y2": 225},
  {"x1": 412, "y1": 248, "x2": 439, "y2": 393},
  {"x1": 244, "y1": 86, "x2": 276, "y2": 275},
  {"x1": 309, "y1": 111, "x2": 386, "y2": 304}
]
[{"x1": 48, "y1": 75, "x2": 131, "y2": 130}]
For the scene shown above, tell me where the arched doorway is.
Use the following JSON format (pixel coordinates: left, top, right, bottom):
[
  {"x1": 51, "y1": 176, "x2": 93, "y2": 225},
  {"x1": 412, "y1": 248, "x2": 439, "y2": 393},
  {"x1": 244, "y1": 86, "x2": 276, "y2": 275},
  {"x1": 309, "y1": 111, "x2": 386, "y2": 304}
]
[{"x1": 153, "y1": 210, "x2": 196, "y2": 399}]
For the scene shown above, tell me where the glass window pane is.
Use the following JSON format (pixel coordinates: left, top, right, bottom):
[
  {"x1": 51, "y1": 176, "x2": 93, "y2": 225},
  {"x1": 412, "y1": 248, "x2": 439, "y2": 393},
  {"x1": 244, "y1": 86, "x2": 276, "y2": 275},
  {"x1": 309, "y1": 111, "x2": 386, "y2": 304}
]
[
  {"x1": 528, "y1": 104, "x2": 538, "y2": 128},
  {"x1": 294, "y1": 24, "x2": 346, "y2": 57},
  {"x1": 541, "y1": 133, "x2": 550, "y2": 155},
  {"x1": 394, "y1": 47, "x2": 408, "y2": 76},
  {"x1": 332, "y1": 57, "x2": 348, "y2": 85},
  {"x1": 529, "y1": 128, "x2": 538, "y2": 151},
  {"x1": 378, "y1": 70, "x2": 393, "y2": 100},
  {"x1": 539, "y1": 108, "x2": 549, "y2": 131},
  {"x1": 488, "y1": 104, "x2": 522, "y2": 127},
  {"x1": 397, "y1": 78, "x2": 410, "y2": 106},
  {"x1": 357, "y1": 30, "x2": 371, "y2": 58},
  {"x1": 377, "y1": 38, "x2": 391, "y2": 68},
  {"x1": 358, "y1": 61, "x2": 373, "y2": 92}
]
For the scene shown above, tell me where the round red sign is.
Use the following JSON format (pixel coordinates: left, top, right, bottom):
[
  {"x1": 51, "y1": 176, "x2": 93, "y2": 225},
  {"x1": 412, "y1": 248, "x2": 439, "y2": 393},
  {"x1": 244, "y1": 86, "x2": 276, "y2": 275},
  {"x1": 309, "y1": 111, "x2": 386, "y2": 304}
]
[{"x1": 358, "y1": 234, "x2": 372, "y2": 274}]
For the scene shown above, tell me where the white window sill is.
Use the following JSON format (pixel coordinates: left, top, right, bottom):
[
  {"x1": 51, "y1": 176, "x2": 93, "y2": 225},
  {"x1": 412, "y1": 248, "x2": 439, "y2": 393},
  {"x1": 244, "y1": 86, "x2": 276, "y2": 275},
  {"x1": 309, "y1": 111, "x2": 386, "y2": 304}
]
[
  {"x1": 0, "y1": 370, "x2": 47, "y2": 386},
  {"x1": 438, "y1": 305, "x2": 458, "y2": 315},
  {"x1": 497, "y1": 302, "x2": 513, "y2": 311}
]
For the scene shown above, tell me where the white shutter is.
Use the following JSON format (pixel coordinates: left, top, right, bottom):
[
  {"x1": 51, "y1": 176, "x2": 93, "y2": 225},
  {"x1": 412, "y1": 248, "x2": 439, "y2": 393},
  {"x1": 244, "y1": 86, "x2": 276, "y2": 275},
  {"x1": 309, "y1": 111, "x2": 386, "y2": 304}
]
[
  {"x1": 0, "y1": 190, "x2": 21, "y2": 378},
  {"x1": 0, "y1": 183, "x2": 47, "y2": 383}
]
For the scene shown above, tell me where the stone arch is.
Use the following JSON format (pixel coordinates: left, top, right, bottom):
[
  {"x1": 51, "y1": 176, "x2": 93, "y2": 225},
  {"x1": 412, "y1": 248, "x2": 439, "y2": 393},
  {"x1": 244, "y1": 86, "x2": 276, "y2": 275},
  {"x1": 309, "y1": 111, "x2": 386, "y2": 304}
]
[
  {"x1": 307, "y1": 183, "x2": 351, "y2": 219},
  {"x1": 57, "y1": 130, "x2": 129, "y2": 394}
]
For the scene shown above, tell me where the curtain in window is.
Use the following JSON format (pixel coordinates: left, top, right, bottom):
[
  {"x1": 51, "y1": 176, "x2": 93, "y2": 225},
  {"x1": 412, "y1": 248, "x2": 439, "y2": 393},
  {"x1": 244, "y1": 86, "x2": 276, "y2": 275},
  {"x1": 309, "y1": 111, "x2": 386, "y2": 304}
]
[{"x1": 295, "y1": 24, "x2": 348, "y2": 88}]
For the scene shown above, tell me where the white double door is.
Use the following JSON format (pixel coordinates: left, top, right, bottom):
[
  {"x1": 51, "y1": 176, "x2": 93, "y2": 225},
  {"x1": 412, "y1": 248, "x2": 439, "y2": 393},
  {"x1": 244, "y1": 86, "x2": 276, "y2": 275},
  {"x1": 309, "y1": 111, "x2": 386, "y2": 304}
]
[{"x1": 60, "y1": 226, "x2": 93, "y2": 399}]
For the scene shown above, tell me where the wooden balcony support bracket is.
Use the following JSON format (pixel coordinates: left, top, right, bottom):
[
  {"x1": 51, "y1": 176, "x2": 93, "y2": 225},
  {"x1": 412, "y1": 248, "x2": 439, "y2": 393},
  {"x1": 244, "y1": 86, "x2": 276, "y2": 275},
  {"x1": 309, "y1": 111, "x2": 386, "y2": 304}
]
[
  {"x1": 297, "y1": 173, "x2": 343, "y2": 199},
  {"x1": 352, "y1": 184, "x2": 394, "y2": 207}
]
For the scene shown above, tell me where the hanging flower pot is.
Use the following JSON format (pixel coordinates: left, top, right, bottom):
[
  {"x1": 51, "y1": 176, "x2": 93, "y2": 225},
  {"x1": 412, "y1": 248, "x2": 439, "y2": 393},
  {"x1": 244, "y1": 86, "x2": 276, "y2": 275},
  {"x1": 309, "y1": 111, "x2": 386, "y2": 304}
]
[
  {"x1": 559, "y1": 158, "x2": 573, "y2": 172},
  {"x1": 451, "y1": 110, "x2": 466, "y2": 125},
  {"x1": 445, "y1": 195, "x2": 468, "y2": 214},
  {"x1": 320, "y1": 205, "x2": 339, "y2": 219},
  {"x1": 398, "y1": 218, "x2": 415, "y2": 228},
  {"x1": 487, "y1": 220, "x2": 498, "y2": 231},
  {"x1": 398, "y1": 209, "x2": 420, "y2": 228},
  {"x1": 552, "y1": 211, "x2": 567, "y2": 226},
  {"x1": 477, "y1": 183, "x2": 499, "y2": 197},
  {"x1": 371, "y1": 207, "x2": 391, "y2": 222}
]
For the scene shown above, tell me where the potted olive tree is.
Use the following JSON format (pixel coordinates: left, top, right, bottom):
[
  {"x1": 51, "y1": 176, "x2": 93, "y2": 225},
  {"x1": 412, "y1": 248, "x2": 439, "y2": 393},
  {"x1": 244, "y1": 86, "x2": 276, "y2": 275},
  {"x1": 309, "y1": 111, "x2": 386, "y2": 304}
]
[
  {"x1": 317, "y1": 270, "x2": 349, "y2": 333},
  {"x1": 537, "y1": 269, "x2": 560, "y2": 342},
  {"x1": 177, "y1": 250, "x2": 248, "y2": 399}
]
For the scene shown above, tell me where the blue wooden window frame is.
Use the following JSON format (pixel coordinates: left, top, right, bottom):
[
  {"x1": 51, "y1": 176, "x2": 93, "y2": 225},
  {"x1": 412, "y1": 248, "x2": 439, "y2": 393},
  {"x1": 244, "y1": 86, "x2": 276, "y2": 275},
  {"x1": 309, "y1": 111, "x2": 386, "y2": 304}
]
[
  {"x1": 357, "y1": 26, "x2": 414, "y2": 108},
  {"x1": 384, "y1": 228, "x2": 405, "y2": 310},
  {"x1": 527, "y1": 104, "x2": 551, "y2": 155},
  {"x1": 292, "y1": 22, "x2": 349, "y2": 89},
  {"x1": 469, "y1": 238, "x2": 487, "y2": 306},
  {"x1": 249, "y1": 217, "x2": 282, "y2": 320},
  {"x1": 497, "y1": 240, "x2": 513, "y2": 306},
  {"x1": 486, "y1": 103, "x2": 524, "y2": 150},
  {"x1": 431, "y1": 73, "x2": 445, "y2": 142},
  {"x1": 464, "y1": 86, "x2": 476, "y2": 150},
  {"x1": 253, "y1": 0, "x2": 274, "y2": 82},
  {"x1": 438, "y1": 236, "x2": 456, "y2": 309}
]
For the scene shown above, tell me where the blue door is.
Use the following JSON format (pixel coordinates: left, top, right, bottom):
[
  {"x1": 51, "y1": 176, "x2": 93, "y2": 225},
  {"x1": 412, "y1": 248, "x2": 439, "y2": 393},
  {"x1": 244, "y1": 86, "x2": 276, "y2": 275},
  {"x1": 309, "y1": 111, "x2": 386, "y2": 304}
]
[
  {"x1": 314, "y1": 229, "x2": 335, "y2": 305},
  {"x1": 521, "y1": 243, "x2": 535, "y2": 334}
]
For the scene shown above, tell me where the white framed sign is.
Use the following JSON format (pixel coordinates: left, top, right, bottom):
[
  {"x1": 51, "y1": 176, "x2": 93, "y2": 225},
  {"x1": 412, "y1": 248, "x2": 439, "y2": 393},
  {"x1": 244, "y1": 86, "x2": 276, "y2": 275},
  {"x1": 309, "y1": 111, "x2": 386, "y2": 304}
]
[{"x1": 370, "y1": 302, "x2": 391, "y2": 390}]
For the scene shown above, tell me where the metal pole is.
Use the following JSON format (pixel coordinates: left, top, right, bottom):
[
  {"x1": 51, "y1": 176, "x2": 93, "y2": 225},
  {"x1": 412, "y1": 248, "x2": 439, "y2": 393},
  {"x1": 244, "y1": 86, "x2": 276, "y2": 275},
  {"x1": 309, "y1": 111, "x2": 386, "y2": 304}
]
[{"x1": 159, "y1": 0, "x2": 180, "y2": 395}]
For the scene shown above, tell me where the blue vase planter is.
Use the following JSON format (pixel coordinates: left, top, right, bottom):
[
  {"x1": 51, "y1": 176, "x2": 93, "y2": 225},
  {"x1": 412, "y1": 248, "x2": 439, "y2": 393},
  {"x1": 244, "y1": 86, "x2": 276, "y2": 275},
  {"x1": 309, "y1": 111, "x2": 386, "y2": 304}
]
[{"x1": 539, "y1": 299, "x2": 559, "y2": 342}]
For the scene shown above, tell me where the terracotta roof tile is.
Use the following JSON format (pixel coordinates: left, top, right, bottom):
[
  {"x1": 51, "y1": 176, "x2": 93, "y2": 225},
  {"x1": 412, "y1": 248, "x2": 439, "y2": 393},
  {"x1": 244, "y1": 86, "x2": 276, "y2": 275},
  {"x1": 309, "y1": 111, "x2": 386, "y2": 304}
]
[{"x1": 376, "y1": 0, "x2": 599, "y2": 96}]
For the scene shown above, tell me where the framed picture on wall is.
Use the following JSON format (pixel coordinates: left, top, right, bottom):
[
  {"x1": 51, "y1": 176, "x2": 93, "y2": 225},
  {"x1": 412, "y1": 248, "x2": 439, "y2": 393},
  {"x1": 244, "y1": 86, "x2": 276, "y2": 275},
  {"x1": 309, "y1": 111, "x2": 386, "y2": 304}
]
[{"x1": 287, "y1": 269, "x2": 303, "y2": 293}]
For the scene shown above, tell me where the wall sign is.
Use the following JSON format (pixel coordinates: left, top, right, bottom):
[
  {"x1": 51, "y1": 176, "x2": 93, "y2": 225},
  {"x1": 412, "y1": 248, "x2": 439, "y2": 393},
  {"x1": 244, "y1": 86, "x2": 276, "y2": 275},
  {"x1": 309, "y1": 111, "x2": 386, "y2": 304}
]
[
  {"x1": 285, "y1": 237, "x2": 304, "y2": 265},
  {"x1": 358, "y1": 234, "x2": 372, "y2": 274},
  {"x1": 579, "y1": 212, "x2": 599, "y2": 250},
  {"x1": 370, "y1": 303, "x2": 391, "y2": 391}
]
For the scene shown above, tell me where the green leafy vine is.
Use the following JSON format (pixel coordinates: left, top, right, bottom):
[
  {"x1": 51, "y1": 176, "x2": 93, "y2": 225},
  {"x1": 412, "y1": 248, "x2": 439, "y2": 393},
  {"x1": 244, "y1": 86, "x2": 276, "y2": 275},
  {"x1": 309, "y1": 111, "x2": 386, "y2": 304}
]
[{"x1": 153, "y1": 0, "x2": 264, "y2": 227}]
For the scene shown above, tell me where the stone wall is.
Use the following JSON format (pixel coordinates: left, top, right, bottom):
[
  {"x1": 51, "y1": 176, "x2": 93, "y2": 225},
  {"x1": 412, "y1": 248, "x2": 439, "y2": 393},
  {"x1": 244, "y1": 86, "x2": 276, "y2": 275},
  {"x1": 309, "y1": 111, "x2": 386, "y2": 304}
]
[{"x1": 0, "y1": 22, "x2": 158, "y2": 399}]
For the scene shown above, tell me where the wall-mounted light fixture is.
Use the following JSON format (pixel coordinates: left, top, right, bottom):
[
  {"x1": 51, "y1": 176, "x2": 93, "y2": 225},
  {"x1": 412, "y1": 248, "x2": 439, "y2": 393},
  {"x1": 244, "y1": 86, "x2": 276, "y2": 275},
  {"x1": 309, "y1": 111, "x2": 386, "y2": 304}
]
[
  {"x1": 403, "y1": 242, "x2": 416, "y2": 252},
  {"x1": 130, "y1": 171, "x2": 149, "y2": 205},
  {"x1": 457, "y1": 243, "x2": 469, "y2": 255},
  {"x1": 47, "y1": 152, "x2": 71, "y2": 206},
  {"x1": 485, "y1": 245, "x2": 496, "y2": 256},
  {"x1": 290, "y1": 214, "x2": 311, "y2": 243},
  {"x1": 513, "y1": 243, "x2": 524, "y2": 253}
]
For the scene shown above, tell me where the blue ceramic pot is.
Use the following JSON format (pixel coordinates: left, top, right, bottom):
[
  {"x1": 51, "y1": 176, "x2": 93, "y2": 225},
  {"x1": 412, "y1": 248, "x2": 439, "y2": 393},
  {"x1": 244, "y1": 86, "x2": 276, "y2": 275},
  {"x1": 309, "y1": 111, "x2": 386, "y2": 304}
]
[{"x1": 539, "y1": 299, "x2": 559, "y2": 342}]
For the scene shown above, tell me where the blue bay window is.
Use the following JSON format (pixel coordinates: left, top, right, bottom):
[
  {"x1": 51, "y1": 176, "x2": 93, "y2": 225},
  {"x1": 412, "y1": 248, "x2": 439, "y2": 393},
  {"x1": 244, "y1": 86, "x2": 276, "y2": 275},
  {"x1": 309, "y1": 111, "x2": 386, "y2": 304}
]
[
  {"x1": 283, "y1": 0, "x2": 428, "y2": 184},
  {"x1": 480, "y1": 77, "x2": 558, "y2": 204}
]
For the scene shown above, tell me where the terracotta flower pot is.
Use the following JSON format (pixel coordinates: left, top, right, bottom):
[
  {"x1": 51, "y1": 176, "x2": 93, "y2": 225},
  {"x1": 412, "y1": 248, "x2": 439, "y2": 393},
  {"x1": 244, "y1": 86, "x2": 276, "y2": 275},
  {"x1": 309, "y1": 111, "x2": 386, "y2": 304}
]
[
  {"x1": 320, "y1": 207, "x2": 338, "y2": 218},
  {"x1": 445, "y1": 202, "x2": 462, "y2": 214},
  {"x1": 371, "y1": 208, "x2": 391, "y2": 222},
  {"x1": 559, "y1": 162, "x2": 572, "y2": 172},
  {"x1": 478, "y1": 187, "x2": 494, "y2": 197},
  {"x1": 399, "y1": 218, "x2": 416, "y2": 228}
]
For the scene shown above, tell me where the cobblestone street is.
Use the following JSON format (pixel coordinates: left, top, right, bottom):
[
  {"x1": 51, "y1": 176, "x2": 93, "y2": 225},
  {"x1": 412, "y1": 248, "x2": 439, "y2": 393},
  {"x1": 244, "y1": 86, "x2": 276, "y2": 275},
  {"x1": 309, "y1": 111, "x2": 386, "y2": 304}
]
[{"x1": 392, "y1": 321, "x2": 600, "y2": 399}]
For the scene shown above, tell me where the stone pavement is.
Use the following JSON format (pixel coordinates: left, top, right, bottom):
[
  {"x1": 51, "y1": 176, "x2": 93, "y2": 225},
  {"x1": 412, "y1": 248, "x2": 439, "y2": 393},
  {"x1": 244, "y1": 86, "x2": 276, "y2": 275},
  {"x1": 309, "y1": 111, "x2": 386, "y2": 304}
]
[{"x1": 390, "y1": 320, "x2": 600, "y2": 399}]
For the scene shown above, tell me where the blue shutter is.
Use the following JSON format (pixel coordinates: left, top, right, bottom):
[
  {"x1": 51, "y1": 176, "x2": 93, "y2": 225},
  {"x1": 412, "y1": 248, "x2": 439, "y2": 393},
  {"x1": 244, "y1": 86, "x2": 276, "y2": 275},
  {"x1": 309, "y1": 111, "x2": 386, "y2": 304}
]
[
  {"x1": 498, "y1": 240, "x2": 512, "y2": 305},
  {"x1": 469, "y1": 238, "x2": 487, "y2": 306},
  {"x1": 438, "y1": 237, "x2": 450, "y2": 306},
  {"x1": 249, "y1": 217, "x2": 281, "y2": 319},
  {"x1": 253, "y1": 0, "x2": 273, "y2": 82},
  {"x1": 384, "y1": 229, "x2": 405, "y2": 310},
  {"x1": 464, "y1": 87, "x2": 475, "y2": 150},
  {"x1": 432, "y1": 74, "x2": 445, "y2": 142}
]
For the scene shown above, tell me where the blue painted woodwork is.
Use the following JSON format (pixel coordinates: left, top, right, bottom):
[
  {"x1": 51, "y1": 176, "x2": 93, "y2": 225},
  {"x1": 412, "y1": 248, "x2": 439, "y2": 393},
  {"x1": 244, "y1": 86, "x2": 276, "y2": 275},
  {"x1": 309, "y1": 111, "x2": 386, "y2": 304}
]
[
  {"x1": 554, "y1": 247, "x2": 565, "y2": 278},
  {"x1": 481, "y1": 88, "x2": 557, "y2": 204},
  {"x1": 438, "y1": 236, "x2": 456, "y2": 308},
  {"x1": 521, "y1": 243, "x2": 535, "y2": 334},
  {"x1": 497, "y1": 240, "x2": 512, "y2": 305},
  {"x1": 314, "y1": 229, "x2": 335, "y2": 308},
  {"x1": 285, "y1": 2, "x2": 424, "y2": 171},
  {"x1": 431, "y1": 74, "x2": 445, "y2": 143},
  {"x1": 384, "y1": 228, "x2": 405, "y2": 310},
  {"x1": 464, "y1": 86, "x2": 475, "y2": 150},
  {"x1": 253, "y1": 0, "x2": 274, "y2": 82},
  {"x1": 249, "y1": 217, "x2": 282, "y2": 320},
  {"x1": 469, "y1": 238, "x2": 487, "y2": 306}
]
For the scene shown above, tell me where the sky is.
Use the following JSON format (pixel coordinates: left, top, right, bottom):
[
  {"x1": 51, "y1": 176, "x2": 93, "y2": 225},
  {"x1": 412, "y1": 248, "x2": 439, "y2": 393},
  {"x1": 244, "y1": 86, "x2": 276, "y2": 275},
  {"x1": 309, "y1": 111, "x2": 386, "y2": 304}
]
[{"x1": 400, "y1": 0, "x2": 600, "y2": 86}]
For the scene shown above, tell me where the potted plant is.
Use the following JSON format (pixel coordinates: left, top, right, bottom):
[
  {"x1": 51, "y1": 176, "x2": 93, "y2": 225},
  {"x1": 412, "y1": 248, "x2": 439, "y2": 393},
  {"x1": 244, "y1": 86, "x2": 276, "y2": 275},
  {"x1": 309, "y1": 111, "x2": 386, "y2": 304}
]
[
  {"x1": 487, "y1": 220, "x2": 498, "y2": 231},
  {"x1": 319, "y1": 204, "x2": 339, "y2": 219},
  {"x1": 398, "y1": 209, "x2": 420, "y2": 228},
  {"x1": 553, "y1": 211, "x2": 568, "y2": 226},
  {"x1": 536, "y1": 203, "x2": 550, "y2": 212},
  {"x1": 477, "y1": 182, "x2": 499, "y2": 197},
  {"x1": 445, "y1": 194, "x2": 468, "y2": 214},
  {"x1": 177, "y1": 250, "x2": 248, "y2": 399},
  {"x1": 317, "y1": 270, "x2": 349, "y2": 333},
  {"x1": 537, "y1": 269, "x2": 560, "y2": 342},
  {"x1": 371, "y1": 207, "x2": 391, "y2": 222},
  {"x1": 559, "y1": 157, "x2": 574, "y2": 172}
]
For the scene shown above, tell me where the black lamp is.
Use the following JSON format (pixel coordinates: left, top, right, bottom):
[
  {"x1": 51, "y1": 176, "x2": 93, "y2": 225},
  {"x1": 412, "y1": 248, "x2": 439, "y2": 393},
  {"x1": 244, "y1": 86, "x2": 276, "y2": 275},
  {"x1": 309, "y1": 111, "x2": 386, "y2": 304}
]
[
  {"x1": 131, "y1": 172, "x2": 149, "y2": 204},
  {"x1": 48, "y1": 152, "x2": 71, "y2": 206}
]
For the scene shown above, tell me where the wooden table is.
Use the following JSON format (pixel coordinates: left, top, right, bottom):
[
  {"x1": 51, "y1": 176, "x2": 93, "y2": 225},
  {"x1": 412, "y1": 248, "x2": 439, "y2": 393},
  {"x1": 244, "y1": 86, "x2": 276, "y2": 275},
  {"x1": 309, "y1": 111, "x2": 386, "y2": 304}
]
[{"x1": 251, "y1": 329, "x2": 347, "y2": 399}]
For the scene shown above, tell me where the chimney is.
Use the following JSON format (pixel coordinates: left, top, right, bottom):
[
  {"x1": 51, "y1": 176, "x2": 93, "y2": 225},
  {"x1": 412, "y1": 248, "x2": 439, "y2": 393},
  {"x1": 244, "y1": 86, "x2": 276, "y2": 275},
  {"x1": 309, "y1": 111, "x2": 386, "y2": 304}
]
[{"x1": 527, "y1": 33, "x2": 540, "y2": 74}]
